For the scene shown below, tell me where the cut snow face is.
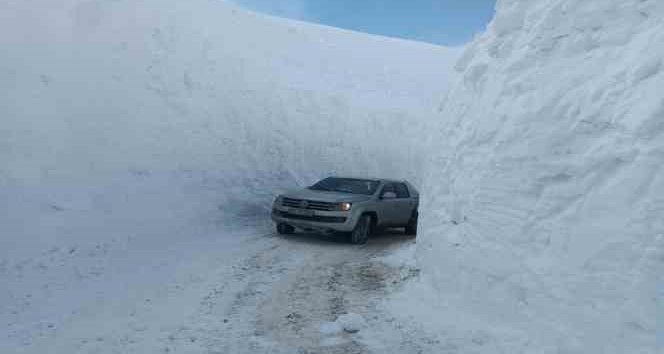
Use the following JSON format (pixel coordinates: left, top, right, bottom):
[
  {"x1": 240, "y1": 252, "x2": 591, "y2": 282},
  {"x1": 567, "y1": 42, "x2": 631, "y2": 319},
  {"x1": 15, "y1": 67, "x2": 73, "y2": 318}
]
[
  {"x1": 0, "y1": 0, "x2": 459, "y2": 260},
  {"x1": 415, "y1": 0, "x2": 664, "y2": 353}
]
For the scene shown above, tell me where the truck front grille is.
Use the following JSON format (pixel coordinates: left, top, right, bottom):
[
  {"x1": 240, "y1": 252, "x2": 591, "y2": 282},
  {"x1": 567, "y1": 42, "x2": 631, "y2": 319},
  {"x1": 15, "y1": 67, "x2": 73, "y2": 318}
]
[
  {"x1": 282, "y1": 197, "x2": 335, "y2": 211},
  {"x1": 276, "y1": 210, "x2": 346, "y2": 223}
]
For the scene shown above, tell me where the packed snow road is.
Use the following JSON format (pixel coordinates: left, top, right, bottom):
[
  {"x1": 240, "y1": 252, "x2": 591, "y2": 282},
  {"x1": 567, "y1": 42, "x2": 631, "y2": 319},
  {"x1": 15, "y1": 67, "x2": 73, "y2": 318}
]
[
  {"x1": 4, "y1": 226, "x2": 443, "y2": 354},
  {"x1": 159, "y1": 229, "x2": 439, "y2": 354}
]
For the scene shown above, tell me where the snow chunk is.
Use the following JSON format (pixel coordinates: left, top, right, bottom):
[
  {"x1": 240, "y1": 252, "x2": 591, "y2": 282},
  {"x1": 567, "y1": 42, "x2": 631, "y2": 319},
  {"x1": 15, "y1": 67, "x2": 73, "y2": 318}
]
[{"x1": 335, "y1": 313, "x2": 367, "y2": 334}]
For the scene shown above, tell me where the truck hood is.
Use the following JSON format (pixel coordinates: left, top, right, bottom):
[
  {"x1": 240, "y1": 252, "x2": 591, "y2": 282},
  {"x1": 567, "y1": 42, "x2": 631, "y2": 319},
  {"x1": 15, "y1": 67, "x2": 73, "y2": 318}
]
[{"x1": 282, "y1": 188, "x2": 371, "y2": 203}]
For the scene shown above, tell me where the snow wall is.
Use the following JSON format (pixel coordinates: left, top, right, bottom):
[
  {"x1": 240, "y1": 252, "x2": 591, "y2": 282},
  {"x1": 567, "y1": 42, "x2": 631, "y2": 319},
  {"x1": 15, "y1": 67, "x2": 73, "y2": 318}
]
[
  {"x1": 1, "y1": 0, "x2": 458, "y2": 259},
  {"x1": 417, "y1": 0, "x2": 664, "y2": 352}
]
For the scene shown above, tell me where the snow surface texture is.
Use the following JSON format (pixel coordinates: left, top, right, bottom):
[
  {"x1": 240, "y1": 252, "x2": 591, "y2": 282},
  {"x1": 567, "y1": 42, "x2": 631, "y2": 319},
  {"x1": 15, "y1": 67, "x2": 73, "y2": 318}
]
[{"x1": 416, "y1": 0, "x2": 664, "y2": 353}]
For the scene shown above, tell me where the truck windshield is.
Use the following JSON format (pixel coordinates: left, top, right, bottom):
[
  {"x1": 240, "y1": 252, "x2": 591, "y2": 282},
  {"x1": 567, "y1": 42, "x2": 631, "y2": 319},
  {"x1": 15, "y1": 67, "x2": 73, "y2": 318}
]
[{"x1": 309, "y1": 178, "x2": 379, "y2": 195}]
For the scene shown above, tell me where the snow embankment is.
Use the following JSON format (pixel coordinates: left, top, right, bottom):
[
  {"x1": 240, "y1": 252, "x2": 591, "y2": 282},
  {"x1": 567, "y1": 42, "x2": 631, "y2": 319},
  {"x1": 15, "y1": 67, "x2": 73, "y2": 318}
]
[
  {"x1": 1, "y1": 0, "x2": 458, "y2": 260},
  {"x1": 415, "y1": 0, "x2": 664, "y2": 352}
]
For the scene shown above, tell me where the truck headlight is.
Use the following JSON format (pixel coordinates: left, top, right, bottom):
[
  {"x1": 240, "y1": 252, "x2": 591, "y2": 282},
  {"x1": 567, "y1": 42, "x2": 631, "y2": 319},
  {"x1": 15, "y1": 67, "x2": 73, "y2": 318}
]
[
  {"x1": 274, "y1": 195, "x2": 284, "y2": 206},
  {"x1": 339, "y1": 202, "x2": 352, "y2": 211}
]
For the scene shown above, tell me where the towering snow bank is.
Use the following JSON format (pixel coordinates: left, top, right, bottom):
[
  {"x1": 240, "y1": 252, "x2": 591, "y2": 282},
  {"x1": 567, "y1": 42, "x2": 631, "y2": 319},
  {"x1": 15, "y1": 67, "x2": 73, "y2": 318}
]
[
  {"x1": 0, "y1": 0, "x2": 458, "y2": 260},
  {"x1": 418, "y1": 0, "x2": 664, "y2": 352}
]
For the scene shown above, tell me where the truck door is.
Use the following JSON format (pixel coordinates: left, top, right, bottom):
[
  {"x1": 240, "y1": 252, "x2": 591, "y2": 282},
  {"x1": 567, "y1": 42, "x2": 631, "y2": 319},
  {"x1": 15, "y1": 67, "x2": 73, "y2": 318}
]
[
  {"x1": 394, "y1": 183, "x2": 414, "y2": 225},
  {"x1": 377, "y1": 183, "x2": 399, "y2": 226}
]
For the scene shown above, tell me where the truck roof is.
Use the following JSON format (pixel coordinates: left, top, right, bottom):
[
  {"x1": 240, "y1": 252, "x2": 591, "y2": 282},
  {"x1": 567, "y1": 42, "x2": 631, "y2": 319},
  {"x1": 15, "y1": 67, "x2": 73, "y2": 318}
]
[{"x1": 331, "y1": 176, "x2": 413, "y2": 185}]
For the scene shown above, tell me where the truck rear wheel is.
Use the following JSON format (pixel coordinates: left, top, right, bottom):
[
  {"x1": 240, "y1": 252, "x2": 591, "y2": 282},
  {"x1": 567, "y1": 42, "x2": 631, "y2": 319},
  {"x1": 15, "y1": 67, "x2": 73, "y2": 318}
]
[{"x1": 405, "y1": 211, "x2": 418, "y2": 236}]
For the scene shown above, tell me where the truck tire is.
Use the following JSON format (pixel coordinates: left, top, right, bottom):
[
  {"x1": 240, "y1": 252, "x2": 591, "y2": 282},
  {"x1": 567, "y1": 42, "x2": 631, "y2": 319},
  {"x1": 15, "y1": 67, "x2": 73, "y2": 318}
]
[
  {"x1": 350, "y1": 215, "x2": 371, "y2": 244},
  {"x1": 277, "y1": 223, "x2": 295, "y2": 235},
  {"x1": 405, "y1": 211, "x2": 418, "y2": 236}
]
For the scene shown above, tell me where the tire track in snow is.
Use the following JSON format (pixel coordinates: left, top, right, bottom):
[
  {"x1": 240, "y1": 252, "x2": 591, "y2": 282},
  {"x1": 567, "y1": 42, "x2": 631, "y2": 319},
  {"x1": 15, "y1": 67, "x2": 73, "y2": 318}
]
[{"x1": 164, "y1": 230, "x2": 445, "y2": 354}]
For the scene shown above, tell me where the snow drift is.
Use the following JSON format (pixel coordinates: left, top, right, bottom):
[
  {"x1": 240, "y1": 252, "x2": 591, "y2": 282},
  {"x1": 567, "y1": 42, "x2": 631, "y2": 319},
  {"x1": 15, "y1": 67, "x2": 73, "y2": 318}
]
[{"x1": 416, "y1": 0, "x2": 664, "y2": 352}]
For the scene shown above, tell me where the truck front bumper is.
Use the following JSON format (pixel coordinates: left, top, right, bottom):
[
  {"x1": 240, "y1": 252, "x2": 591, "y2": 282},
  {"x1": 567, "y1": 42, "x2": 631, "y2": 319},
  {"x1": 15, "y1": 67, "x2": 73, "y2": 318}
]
[{"x1": 271, "y1": 207, "x2": 359, "y2": 233}]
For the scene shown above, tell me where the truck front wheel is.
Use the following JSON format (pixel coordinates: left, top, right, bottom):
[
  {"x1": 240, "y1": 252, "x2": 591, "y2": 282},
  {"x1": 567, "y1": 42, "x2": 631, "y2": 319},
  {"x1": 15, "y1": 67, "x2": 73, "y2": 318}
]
[
  {"x1": 350, "y1": 215, "x2": 371, "y2": 244},
  {"x1": 277, "y1": 223, "x2": 295, "y2": 235}
]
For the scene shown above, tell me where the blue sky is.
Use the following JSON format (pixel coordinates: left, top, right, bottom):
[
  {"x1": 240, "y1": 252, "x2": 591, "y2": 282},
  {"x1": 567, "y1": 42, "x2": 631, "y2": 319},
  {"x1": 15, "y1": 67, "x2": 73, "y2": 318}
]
[{"x1": 227, "y1": 0, "x2": 496, "y2": 46}]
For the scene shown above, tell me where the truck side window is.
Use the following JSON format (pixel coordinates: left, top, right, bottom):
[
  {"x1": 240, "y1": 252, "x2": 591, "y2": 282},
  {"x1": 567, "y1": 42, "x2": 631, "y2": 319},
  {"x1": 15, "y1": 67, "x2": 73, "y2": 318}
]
[
  {"x1": 381, "y1": 183, "x2": 396, "y2": 196},
  {"x1": 395, "y1": 183, "x2": 410, "y2": 198}
]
